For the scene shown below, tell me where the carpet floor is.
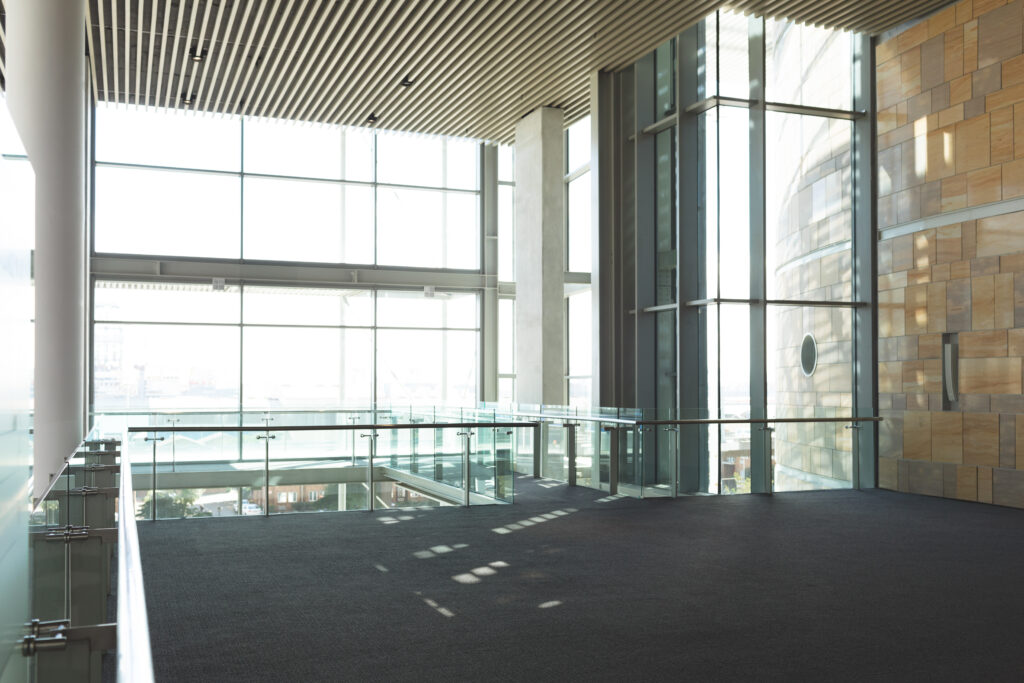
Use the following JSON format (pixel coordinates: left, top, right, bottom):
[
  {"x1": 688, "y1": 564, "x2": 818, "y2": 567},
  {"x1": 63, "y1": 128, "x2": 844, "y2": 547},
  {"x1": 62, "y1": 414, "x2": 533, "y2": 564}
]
[{"x1": 139, "y1": 478, "x2": 1024, "y2": 682}]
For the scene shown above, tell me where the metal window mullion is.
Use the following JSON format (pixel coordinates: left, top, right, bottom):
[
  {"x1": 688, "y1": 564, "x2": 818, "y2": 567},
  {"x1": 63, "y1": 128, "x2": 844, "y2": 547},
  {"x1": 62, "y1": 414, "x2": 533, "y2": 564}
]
[{"x1": 747, "y1": 16, "x2": 769, "y2": 495}]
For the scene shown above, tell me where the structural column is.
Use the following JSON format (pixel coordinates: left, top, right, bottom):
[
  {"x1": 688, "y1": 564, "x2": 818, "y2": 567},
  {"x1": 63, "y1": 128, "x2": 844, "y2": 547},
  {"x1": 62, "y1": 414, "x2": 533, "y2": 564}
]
[
  {"x1": 514, "y1": 107, "x2": 565, "y2": 405},
  {"x1": 6, "y1": 0, "x2": 87, "y2": 500}
]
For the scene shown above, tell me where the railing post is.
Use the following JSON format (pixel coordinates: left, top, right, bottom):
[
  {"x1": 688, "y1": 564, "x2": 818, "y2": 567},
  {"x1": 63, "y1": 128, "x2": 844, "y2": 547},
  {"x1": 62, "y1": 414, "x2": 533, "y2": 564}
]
[
  {"x1": 143, "y1": 436, "x2": 163, "y2": 521},
  {"x1": 605, "y1": 426, "x2": 619, "y2": 496},
  {"x1": 458, "y1": 431, "x2": 473, "y2": 506},
  {"x1": 257, "y1": 430, "x2": 276, "y2": 516},
  {"x1": 664, "y1": 427, "x2": 680, "y2": 498},
  {"x1": 532, "y1": 422, "x2": 542, "y2": 478},
  {"x1": 564, "y1": 423, "x2": 577, "y2": 486},
  {"x1": 758, "y1": 425, "x2": 774, "y2": 494},
  {"x1": 360, "y1": 431, "x2": 378, "y2": 511},
  {"x1": 847, "y1": 422, "x2": 862, "y2": 488}
]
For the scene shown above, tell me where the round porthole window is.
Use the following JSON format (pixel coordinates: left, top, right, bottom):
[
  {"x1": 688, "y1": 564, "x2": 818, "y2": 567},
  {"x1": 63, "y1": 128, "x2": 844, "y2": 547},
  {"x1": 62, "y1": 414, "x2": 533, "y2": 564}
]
[{"x1": 800, "y1": 334, "x2": 817, "y2": 377}]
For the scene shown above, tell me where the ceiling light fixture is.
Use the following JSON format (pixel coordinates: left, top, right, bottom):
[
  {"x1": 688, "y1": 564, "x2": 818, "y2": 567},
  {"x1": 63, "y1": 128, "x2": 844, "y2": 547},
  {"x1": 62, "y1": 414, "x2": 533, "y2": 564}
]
[
  {"x1": 181, "y1": 94, "x2": 194, "y2": 105},
  {"x1": 190, "y1": 47, "x2": 205, "y2": 63},
  {"x1": 367, "y1": 112, "x2": 379, "y2": 124},
  {"x1": 400, "y1": 76, "x2": 414, "y2": 87}
]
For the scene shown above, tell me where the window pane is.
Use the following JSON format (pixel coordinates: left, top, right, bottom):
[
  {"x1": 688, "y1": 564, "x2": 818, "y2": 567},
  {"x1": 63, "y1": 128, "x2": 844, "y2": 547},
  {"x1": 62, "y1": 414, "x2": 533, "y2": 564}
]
[
  {"x1": 567, "y1": 172, "x2": 591, "y2": 273},
  {"x1": 343, "y1": 128, "x2": 375, "y2": 182},
  {"x1": 719, "y1": 304, "x2": 750, "y2": 495},
  {"x1": 767, "y1": 21, "x2": 852, "y2": 110},
  {"x1": 766, "y1": 113, "x2": 852, "y2": 301},
  {"x1": 566, "y1": 115, "x2": 591, "y2": 174},
  {"x1": 446, "y1": 139, "x2": 479, "y2": 190},
  {"x1": 95, "y1": 103, "x2": 240, "y2": 170},
  {"x1": 93, "y1": 324, "x2": 240, "y2": 411},
  {"x1": 0, "y1": 159, "x2": 33, "y2": 250},
  {"x1": 700, "y1": 111, "x2": 718, "y2": 298},
  {"x1": 243, "y1": 178, "x2": 374, "y2": 264},
  {"x1": 498, "y1": 298, "x2": 514, "y2": 375},
  {"x1": 243, "y1": 118, "x2": 342, "y2": 179},
  {"x1": 655, "y1": 39, "x2": 676, "y2": 118},
  {"x1": 377, "y1": 187, "x2": 478, "y2": 269},
  {"x1": 242, "y1": 327, "x2": 372, "y2": 409},
  {"x1": 567, "y1": 289, "x2": 591, "y2": 377},
  {"x1": 377, "y1": 133, "x2": 443, "y2": 187},
  {"x1": 717, "y1": 12, "x2": 750, "y2": 99},
  {"x1": 498, "y1": 377, "x2": 515, "y2": 404},
  {"x1": 0, "y1": 94, "x2": 26, "y2": 156},
  {"x1": 377, "y1": 290, "x2": 478, "y2": 329},
  {"x1": 655, "y1": 128, "x2": 676, "y2": 304},
  {"x1": 377, "y1": 329, "x2": 478, "y2": 405},
  {"x1": 243, "y1": 287, "x2": 373, "y2": 326},
  {"x1": 767, "y1": 305, "x2": 853, "y2": 491},
  {"x1": 498, "y1": 185, "x2": 515, "y2": 281},
  {"x1": 95, "y1": 165, "x2": 241, "y2": 258},
  {"x1": 497, "y1": 144, "x2": 514, "y2": 182},
  {"x1": 94, "y1": 281, "x2": 240, "y2": 324},
  {"x1": 718, "y1": 107, "x2": 749, "y2": 298}
]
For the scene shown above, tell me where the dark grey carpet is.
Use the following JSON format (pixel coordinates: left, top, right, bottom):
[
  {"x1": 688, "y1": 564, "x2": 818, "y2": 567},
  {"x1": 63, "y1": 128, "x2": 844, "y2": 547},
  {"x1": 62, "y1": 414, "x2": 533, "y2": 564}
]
[{"x1": 139, "y1": 480, "x2": 1024, "y2": 682}]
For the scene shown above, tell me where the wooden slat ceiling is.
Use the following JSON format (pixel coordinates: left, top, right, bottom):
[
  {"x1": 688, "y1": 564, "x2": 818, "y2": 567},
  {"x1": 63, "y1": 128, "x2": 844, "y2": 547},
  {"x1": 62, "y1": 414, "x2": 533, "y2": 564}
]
[{"x1": 0, "y1": 0, "x2": 950, "y2": 143}]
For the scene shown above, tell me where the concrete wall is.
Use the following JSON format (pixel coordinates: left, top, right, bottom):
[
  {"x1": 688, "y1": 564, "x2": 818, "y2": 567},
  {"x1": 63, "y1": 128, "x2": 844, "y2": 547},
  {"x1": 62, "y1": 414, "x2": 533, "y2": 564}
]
[{"x1": 877, "y1": 0, "x2": 1024, "y2": 507}]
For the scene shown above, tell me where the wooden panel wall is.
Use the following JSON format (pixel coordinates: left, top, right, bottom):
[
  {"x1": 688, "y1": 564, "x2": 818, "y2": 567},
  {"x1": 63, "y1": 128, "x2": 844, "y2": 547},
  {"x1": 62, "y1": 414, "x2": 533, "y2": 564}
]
[{"x1": 878, "y1": 0, "x2": 1024, "y2": 507}]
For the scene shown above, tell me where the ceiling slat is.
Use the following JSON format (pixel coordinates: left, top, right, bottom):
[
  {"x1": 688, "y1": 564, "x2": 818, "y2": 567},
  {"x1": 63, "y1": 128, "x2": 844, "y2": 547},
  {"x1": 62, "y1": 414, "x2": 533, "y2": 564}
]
[
  {"x1": 192, "y1": 0, "x2": 228, "y2": 112},
  {"x1": 182, "y1": 0, "x2": 214, "y2": 108}
]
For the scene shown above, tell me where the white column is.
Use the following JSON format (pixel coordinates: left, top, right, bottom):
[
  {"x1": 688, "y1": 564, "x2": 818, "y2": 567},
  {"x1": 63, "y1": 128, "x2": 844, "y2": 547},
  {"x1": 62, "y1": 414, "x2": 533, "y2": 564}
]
[
  {"x1": 514, "y1": 107, "x2": 565, "y2": 405},
  {"x1": 6, "y1": 0, "x2": 87, "y2": 500}
]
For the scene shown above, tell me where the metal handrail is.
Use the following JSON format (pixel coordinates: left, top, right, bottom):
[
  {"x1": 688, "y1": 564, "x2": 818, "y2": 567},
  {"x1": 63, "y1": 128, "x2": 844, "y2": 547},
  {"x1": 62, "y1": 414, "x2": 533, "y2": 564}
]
[
  {"x1": 117, "y1": 442, "x2": 155, "y2": 683},
  {"x1": 634, "y1": 416, "x2": 884, "y2": 426},
  {"x1": 127, "y1": 421, "x2": 540, "y2": 433}
]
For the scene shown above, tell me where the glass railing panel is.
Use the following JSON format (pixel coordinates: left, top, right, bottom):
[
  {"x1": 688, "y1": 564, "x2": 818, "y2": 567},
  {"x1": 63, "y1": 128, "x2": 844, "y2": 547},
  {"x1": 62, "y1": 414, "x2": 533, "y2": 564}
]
[
  {"x1": 542, "y1": 423, "x2": 567, "y2": 480},
  {"x1": 265, "y1": 423, "x2": 369, "y2": 515}
]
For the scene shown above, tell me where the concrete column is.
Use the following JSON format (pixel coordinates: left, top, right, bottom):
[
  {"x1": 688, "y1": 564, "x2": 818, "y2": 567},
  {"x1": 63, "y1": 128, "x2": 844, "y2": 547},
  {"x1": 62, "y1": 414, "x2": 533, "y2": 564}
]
[
  {"x1": 514, "y1": 107, "x2": 565, "y2": 405},
  {"x1": 6, "y1": 0, "x2": 87, "y2": 500}
]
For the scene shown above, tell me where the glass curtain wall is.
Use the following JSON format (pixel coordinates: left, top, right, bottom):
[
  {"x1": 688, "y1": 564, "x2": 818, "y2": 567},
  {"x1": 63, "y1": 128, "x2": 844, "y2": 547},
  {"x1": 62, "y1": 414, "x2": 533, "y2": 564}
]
[
  {"x1": 565, "y1": 116, "x2": 593, "y2": 405},
  {"x1": 497, "y1": 144, "x2": 516, "y2": 403},
  {"x1": 614, "y1": 12, "x2": 868, "y2": 495},
  {"x1": 91, "y1": 106, "x2": 487, "y2": 415}
]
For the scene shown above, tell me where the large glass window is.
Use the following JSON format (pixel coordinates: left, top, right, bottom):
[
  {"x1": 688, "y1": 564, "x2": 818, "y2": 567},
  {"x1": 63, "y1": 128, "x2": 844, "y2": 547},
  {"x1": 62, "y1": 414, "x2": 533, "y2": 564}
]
[
  {"x1": 93, "y1": 104, "x2": 481, "y2": 269},
  {"x1": 92, "y1": 281, "x2": 480, "y2": 412},
  {"x1": 566, "y1": 116, "x2": 592, "y2": 274}
]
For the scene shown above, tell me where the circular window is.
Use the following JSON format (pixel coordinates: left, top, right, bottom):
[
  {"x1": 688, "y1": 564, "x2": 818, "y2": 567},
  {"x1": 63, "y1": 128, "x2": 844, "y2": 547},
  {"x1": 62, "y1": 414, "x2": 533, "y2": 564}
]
[{"x1": 800, "y1": 334, "x2": 818, "y2": 377}]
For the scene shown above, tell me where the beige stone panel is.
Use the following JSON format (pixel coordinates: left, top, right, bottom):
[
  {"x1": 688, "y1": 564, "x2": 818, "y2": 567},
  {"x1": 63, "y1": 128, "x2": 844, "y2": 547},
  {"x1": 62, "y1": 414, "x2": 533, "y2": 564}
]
[
  {"x1": 986, "y1": 81, "x2": 1024, "y2": 110},
  {"x1": 878, "y1": 288, "x2": 906, "y2": 338},
  {"x1": 914, "y1": 229, "x2": 936, "y2": 269},
  {"x1": 893, "y1": 235, "x2": 914, "y2": 271},
  {"x1": 878, "y1": 106, "x2": 905, "y2": 136},
  {"x1": 878, "y1": 271, "x2": 908, "y2": 290},
  {"x1": 977, "y1": 212, "x2": 1024, "y2": 256},
  {"x1": 937, "y1": 224, "x2": 964, "y2": 263},
  {"x1": 951, "y1": 260, "x2": 973, "y2": 279},
  {"x1": 991, "y1": 106, "x2": 1014, "y2": 163},
  {"x1": 877, "y1": 38, "x2": 899, "y2": 64},
  {"x1": 958, "y1": 0, "x2": 975, "y2": 24},
  {"x1": 928, "y1": 126, "x2": 959, "y2": 181},
  {"x1": 1009, "y1": 327, "x2": 1024, "y2": 354},
  {"x1": 920, "y1": 333, "x2": 943, "y2": 358},
  {"x1": 1002, "y1": 157, "x2": 1024, "y2": 197},
  {"x1": 979, "y1": 465, "x2": 994, "y2": 502},
  {"x1": 973, "y1": 255, "x2": 1001, "y2": 275},
  {"x1": 972, "y1": 274, "x2": 996, "y2": 328},
  {"x1": 904, "y1": 411, "x2": 933, "y2": 460},
  {"x1": 977, "y1": 0, "x2": 1022, "y2": 69},
  {"x1": 974, "y1": 62, "x2": 1003, "y2": 97},
  {"x1": 879, "y1": 361, "x2": 903, "y2": 393},
  {"x1": 878, "y1": 56, "x2": 903, "y2": 114},
  {"x1": 900, "y1": 19, "x2": 932, "y2": 54},
  {"x1": 995, "y1": 272, "x2": 1015, "y2": 327},
  {"x1": 934, "y1": 262, "x2": 952, "y2": 281},
  {"x1": 955, "y1": 115, "x2": 990, "y2": 174},
  {"x1": 932, "y1": 412, "x2": 964, "y2": 463},
  {"x1": 968, "y1": 166, "x2": 1002, "y2": 205},
  {"x1": 966, "y1": 19, "x2": 980, "y2": 72},
  {"x1": 879, "y1": 123, "x2": 914, "y2": 151},
  {"x1": 964, "y1": 413, "x2": 1000, "y2": 467},
  {"x1": 1000, "y1": 252, "x2": 1024, "y2": 271},
  {"x1": 909, "y1": 267, "x2": 932, "y2": 286},
  {"x1": 1004, "y1": 53, "x2": 1024, "y2": 87},
  {"x1": 1016, "y1": 414, "x2": 1024, "y2": 468},
  {"x1": 975, "y1": 0, "x2": 1009, "y2": 14},
  {"x1": 941, "y1": 173, "x2": 968, "y2": 211},
  {"x1": 956, "y1": 465, "x2": 979, "y2": 500},
  {"x1": 992, "y1": 468, "x2": 1024, "y2": 507},
  {"x1": 905, "y1": 284, "x2": 930, "y2": 335},
  {"x1": 902, "y1": 48, "x2": 923, "y2": 99},
  {"x1": 931, "y1": 5, "x2": 958, "y2": 36},
  {"x1": 903, "y1": 359, "x2": 942, "y2": 393},
  {"x1": 960, "y1": 329, "x2": 1008, "y2": 356},
  {"x1": 938, "y1": 103, "x2": 965, "y2": 129},
  {"x1": 950, "y1": 73, "x2": 973, "y2": 106},
  {"x1": 1015, "y1": 103, "x2": 1024, "y2": 156},
  {"x1": 959, "y1": 357, "x2": 1023, "y2": 393},
  {"x1": 928, "y1": 281, "x2": 948, "y2": 332},
  {"x1": 879, "y1": 456, "x2": 899, "y2": 490}
]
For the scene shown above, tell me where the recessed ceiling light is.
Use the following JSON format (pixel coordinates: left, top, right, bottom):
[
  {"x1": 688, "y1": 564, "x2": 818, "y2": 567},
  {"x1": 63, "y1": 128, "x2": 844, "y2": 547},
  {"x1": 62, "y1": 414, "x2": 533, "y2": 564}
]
[
  {"x1": 400, "y1": 76, "x2": 414, "y2": 87},
  {"x1": 367, "y1": 112, "x2": 379, "y2": 124}
]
